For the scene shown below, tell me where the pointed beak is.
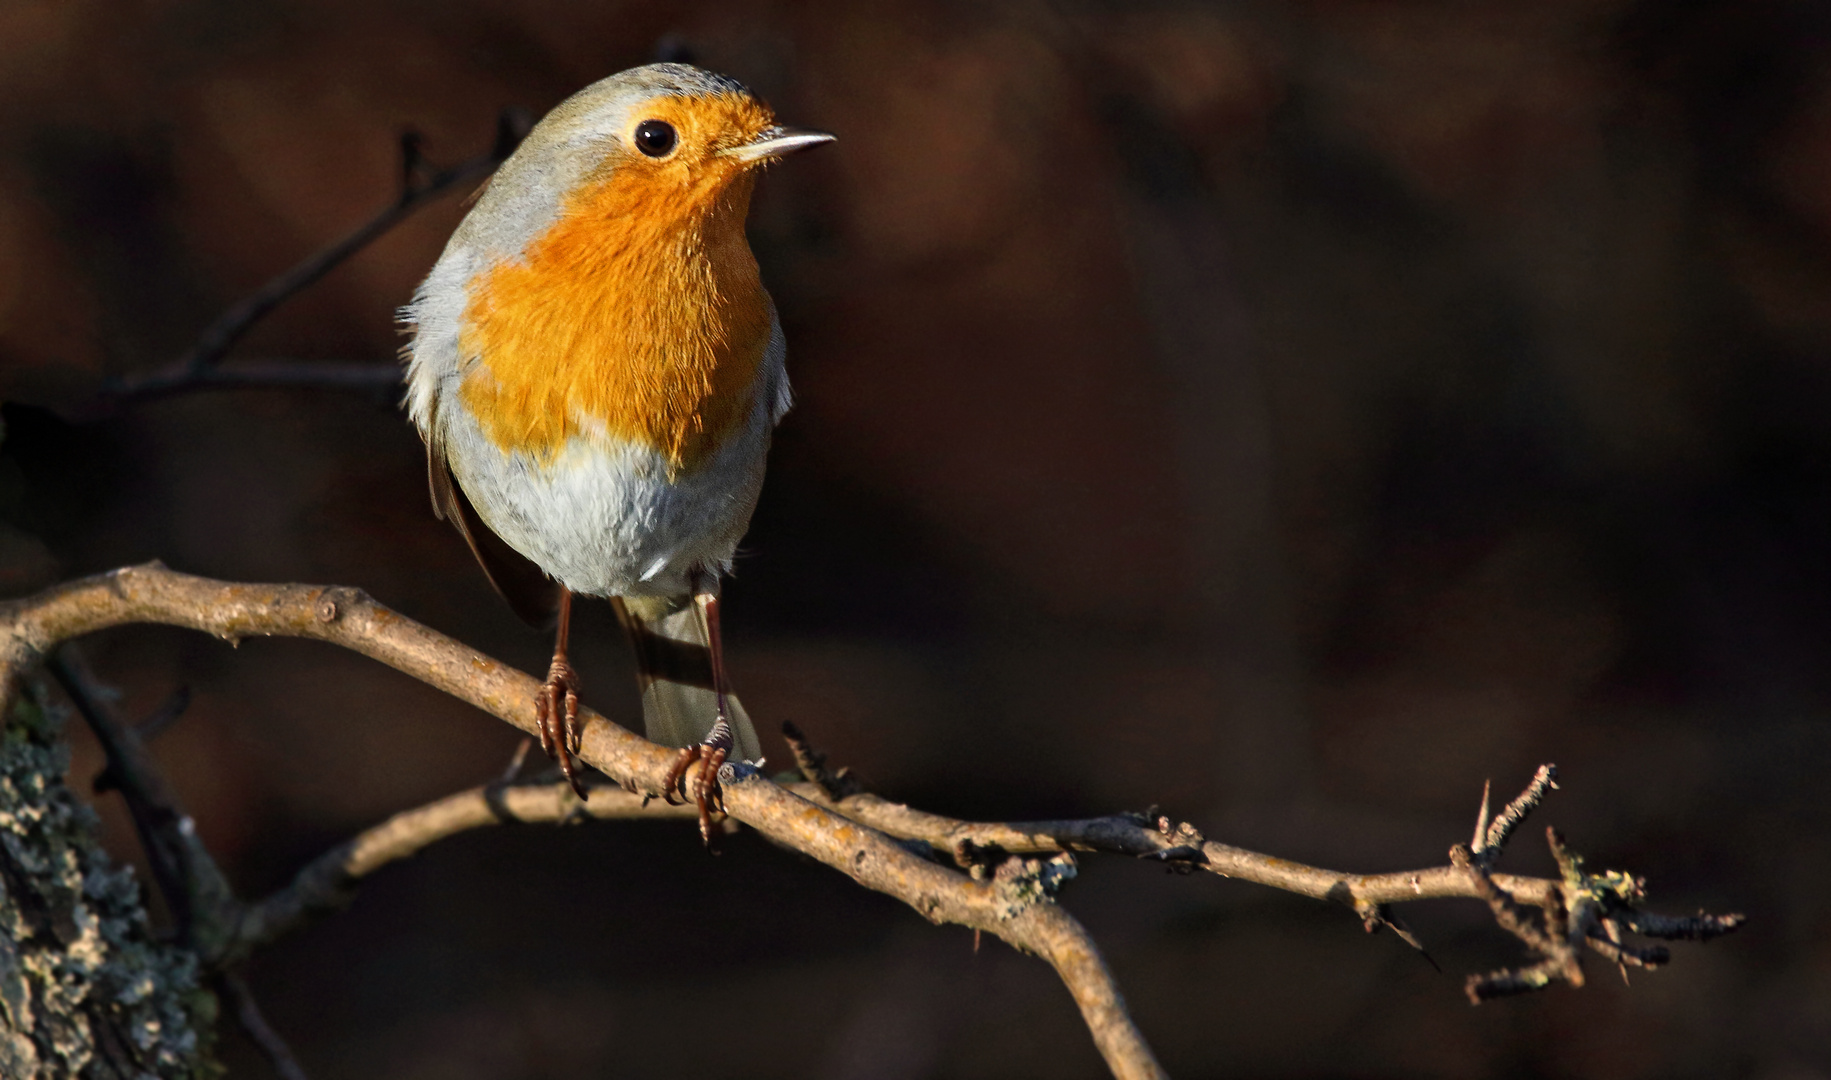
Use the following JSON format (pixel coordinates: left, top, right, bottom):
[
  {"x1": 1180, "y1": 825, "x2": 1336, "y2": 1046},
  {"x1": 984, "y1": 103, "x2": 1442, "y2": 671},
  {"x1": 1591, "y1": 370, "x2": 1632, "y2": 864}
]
[{"x1": 725, "y1": 125, "x2": 836, "y2": 164}]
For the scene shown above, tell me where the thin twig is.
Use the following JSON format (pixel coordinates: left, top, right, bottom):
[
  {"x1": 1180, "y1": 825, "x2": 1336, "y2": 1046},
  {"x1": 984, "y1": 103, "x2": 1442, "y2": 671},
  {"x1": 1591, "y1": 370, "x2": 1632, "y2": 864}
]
[
  {"x1": 1452, "y1": 841, "x2": 1582, "y2": 1002},
  {"x1": 216, "y1": 973, "x2": 312, "y2": 1080},
  {"x1": 1482, "y1": 765, "x2": 1557, "y2": 859},
  {"x1": 789, "y1": 789, "x2": 1573, "y2": 910},
  {"x1": 1585, "y1": 923, "x2": 1669, "y2": 970},
  {"x1": 235, "y1": 780, "x2": 695, "y2": 954},
  {"x1": 47, "y1": 646, "x2": 240, "y2": 959},
  {"x1": 499, "y1": 736, "x2": 534, "y2": 782},
  {"x1": 99, "y1": 108, "x2": 528, "y2": 406},
  {"x1": 1622, "y1": 909, "x2": 1746, "y2": 941},
  {"x1": 1452, "y1": 844, "x2": 1562, "y2": 956},
  {"x1": 783, "y1": 719, "x2": 863, "y2": 799}
]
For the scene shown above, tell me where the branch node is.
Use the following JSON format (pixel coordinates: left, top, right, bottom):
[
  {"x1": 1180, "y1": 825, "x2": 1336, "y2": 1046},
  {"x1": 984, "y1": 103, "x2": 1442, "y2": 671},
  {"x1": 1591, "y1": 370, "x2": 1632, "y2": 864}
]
[
  {"x1": 1141, "y1": 816, "x2": 1208, "y2": 872},
  {"x1": 1452, "y1": 840, "x2": 1584, "y2": 997}
]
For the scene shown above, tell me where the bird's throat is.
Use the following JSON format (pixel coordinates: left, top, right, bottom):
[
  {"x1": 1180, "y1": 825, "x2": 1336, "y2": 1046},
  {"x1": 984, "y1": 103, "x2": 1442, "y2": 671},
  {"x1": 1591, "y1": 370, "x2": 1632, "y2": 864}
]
[{"x1": 457, "y1": 169, "x2": 769, "y2": 472}]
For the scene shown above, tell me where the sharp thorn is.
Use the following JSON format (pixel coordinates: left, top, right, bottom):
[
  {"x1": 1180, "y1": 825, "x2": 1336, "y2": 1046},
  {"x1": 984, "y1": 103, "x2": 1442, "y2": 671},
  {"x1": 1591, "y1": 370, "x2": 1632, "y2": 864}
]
[{"x1": 1473, "y1": 779, "x2": 1492, "y2": 853}]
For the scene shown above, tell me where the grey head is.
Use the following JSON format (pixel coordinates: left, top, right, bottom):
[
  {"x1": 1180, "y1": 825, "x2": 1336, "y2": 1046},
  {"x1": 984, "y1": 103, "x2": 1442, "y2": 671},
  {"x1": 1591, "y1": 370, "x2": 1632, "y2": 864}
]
[{"x1": 443, "y1": 63, "x2": 830, "y2": 264}]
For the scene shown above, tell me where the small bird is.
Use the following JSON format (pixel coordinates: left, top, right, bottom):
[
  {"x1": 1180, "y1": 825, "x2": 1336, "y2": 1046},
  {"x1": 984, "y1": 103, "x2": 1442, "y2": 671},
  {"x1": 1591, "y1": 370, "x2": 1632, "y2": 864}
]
[{"x1": 402, "y1": 63, "x2": 832, "y2": 837}]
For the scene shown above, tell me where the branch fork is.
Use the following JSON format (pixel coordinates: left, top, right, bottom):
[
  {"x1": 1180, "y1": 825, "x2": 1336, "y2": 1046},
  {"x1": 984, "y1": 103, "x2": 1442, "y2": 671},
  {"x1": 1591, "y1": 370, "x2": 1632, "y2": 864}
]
[
  {"x1": 0, "y1": 565, "x2": 1747, "y2": 1080},
  {"x1": 1448, "y1": 770, "x2": 1744, "y2": 1003}
]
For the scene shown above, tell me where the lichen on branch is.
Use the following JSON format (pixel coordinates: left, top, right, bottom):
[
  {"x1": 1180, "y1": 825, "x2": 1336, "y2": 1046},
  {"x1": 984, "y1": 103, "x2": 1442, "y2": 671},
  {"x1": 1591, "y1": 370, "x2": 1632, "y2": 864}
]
[{"x1": 0, "y1": 686, "x2": 216, "y2": 1079}]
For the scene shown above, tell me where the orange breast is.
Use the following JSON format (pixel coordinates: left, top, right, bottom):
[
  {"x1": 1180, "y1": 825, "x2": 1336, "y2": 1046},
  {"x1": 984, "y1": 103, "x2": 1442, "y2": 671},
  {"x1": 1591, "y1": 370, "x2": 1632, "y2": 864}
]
[{"x1": 456, "y1": 161, "x2": 771, "y2": 472}]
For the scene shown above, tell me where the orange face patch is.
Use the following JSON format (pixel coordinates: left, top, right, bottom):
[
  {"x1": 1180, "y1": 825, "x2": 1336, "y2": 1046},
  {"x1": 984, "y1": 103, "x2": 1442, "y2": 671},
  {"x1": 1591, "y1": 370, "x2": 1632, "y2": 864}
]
[{"x1": 457, "y1": 92, "x2": 777, "y2": 471}]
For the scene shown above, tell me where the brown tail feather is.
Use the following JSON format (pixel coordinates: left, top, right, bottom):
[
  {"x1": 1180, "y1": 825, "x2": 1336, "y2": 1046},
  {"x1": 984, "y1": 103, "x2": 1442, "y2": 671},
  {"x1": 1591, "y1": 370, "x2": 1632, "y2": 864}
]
[{"x1": 612, "y1": 595, "x2": 764, "y2": 762}]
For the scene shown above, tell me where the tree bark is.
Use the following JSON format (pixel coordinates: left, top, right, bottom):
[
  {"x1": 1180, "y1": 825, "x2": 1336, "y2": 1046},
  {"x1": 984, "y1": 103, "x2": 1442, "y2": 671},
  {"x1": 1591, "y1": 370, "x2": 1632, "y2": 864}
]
[{"x1": 0, "y1": 686, "x2": 217, "y2": 1078}]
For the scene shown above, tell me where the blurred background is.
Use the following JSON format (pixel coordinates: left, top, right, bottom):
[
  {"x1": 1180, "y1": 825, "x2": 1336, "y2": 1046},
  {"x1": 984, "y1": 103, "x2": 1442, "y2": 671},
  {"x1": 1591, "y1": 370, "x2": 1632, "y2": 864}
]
[{"x1": 1, "y1": 1, "x2": 1825, "y2": 1076}]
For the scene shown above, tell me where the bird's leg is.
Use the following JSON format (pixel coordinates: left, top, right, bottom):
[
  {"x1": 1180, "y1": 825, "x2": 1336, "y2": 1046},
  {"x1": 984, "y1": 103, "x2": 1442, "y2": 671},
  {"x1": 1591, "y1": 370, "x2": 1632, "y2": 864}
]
[
  {"x1": 662, "y1": 581, "x2": 734, "y2": 844},
  {"x1": 535, "y1": 588, "x2": 586, "y2": 798}
]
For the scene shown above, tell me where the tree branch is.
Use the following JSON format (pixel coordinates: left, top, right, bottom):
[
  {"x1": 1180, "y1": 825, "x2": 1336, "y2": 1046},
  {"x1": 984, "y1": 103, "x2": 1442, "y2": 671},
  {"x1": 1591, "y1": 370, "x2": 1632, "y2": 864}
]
[
  {"x1": 0, "y1": 679, "x2": 215, "y2": 1076},
  {"x1": 0, "y1": 564, "x2": 1744, "y2": 1079},
  {"x1": 787, "y1": 772, "x2": 1565, "y2": 910},
  {"x1": 48, "y1": 645, "x2": 242, "y2": 961},
  {"x1": 0, "y1": 564, "x2": 1166, "y2": 1079},
  {"x1": 96, "y1": 109, "x2": 528, "y2": 407},
  {"x1": 234, "y1": 780, "x2": 696, "y2": 953}
]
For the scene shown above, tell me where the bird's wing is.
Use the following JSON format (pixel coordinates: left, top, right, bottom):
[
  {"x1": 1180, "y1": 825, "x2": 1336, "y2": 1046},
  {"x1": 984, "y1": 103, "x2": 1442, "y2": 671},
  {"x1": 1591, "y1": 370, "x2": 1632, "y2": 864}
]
[
  {"x1": 424, "y1": 401, "x2": 562, "y2": 630},
  {"x1": 612, "y1": 595, "x2": 764, "y2": 762}
]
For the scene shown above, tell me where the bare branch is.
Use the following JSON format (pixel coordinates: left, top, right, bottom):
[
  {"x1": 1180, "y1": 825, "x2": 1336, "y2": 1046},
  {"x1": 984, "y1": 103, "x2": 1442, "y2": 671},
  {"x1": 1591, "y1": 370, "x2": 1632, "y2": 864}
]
[
  {"x1": 0, "y1": 565, "x2": 1166, "y2": 1080},
  {"x1": 796, "y1": 754, "x2": 1741, "y2": 1011},
  {"x1": 0, "y1": 565, "x2": 1743, "y2": 1079},
  {"x1": 47, "y1": 645, "x2": 240, "y2": 960},
  {"x1": 1483, "y1": 764, "x2": 1558, "y2": 859},
  {"x1": 783, "y1": 718, "x2": 863, "y2": 799},
  {"x1": 231, "y1": 763, "x2": 1180, "y2": 1080},
  {"x1": 235, "y1": 780, "x2": 695, "y2": 953},
  {"x1": 792, "y1": 789, "x2": 1570, "y2": 910},
  {"x1": 1452, "y1": 841, "x2": 1583, "y2": 1002},
  {"x1": 1623, "y1": 909, "x2": 1746, "y2": 941},
  {"x1": 97, "y1": 108, "x2": 528, "y2": 407},
  {"x1": 716, "y1": 764, "x2": 1162, "y2": 1079},
  {"x1": 1585, "y1": 918, "x2": 1670, "y2": 971}
]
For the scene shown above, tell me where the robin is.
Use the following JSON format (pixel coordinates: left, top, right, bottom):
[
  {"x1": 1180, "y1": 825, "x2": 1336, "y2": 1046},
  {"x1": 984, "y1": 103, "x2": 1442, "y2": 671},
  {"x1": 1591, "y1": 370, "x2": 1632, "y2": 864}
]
[{"x1": 401, "y1": 63, "x2": 833, "y2": 839}]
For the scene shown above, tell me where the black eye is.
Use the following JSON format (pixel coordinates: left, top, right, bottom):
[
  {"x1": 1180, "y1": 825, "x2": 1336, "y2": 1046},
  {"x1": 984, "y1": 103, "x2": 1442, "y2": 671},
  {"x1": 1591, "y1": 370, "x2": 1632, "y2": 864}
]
[{"x1": 634, "y1": 119, "x2": 677, "y2": 157}]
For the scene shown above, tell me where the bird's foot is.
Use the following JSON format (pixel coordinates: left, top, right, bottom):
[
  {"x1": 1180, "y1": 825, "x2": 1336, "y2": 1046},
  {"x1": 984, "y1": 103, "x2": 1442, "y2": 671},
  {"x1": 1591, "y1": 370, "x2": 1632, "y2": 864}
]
[
  {"x1": 535, "y1": 654, "x2": 585, "y2": 798},
  {"x1": 663, "y1": 714, "x2": 735, "y2": 845}
]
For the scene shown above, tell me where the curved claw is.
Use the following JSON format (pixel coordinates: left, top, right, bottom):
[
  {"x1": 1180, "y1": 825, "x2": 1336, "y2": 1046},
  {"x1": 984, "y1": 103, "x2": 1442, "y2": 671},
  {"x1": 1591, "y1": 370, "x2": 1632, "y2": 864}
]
[
  {"x1": 693, "y1": 746, "x2": 729, "y2": 844},
  {"x1": 661, "y1": 743, "x2": 730, "y2": 845},
  {"x1": 662, "y1": 745, "x2": 699, "y2": 807},
  {"x1": 534, "y1": 656, "x2": 587, "y2": 800}
]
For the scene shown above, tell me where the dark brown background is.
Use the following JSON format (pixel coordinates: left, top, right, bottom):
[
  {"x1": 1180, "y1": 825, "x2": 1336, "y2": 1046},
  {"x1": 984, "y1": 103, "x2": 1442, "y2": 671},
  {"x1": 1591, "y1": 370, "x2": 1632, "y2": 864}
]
[{"x1": 2, "y1": 1, "x2": 1825, "y2": 1076}]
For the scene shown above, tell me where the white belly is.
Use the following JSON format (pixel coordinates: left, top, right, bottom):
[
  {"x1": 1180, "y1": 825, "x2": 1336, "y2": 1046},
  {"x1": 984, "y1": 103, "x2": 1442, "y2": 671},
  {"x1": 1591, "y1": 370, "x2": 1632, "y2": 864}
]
[{"x1": 439, "y1": 384, "x2": 777, "y2": 598}]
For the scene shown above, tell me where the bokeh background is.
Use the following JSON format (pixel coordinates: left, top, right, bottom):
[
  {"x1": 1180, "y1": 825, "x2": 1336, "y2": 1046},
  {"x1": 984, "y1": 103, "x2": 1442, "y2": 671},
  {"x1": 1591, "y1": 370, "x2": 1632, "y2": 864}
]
[{"x1": 1, "y1": 1, "x2": 1826, "y2": 1076}]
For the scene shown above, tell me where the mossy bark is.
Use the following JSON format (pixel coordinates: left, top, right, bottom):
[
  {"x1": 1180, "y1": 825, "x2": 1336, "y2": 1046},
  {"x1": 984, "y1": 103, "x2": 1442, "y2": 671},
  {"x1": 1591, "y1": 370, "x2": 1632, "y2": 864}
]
[{"x1": 0, "y1": 686, "x2": 217, "y2": 1079}]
